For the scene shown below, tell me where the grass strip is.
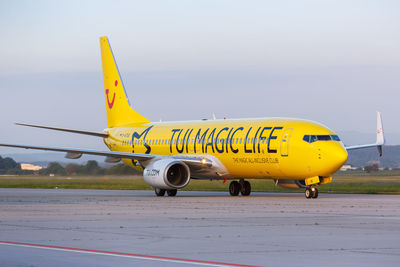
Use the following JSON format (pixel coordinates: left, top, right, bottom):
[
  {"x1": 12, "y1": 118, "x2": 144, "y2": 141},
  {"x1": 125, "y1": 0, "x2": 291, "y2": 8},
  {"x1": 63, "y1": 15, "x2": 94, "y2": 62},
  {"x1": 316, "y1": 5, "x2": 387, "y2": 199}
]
[{"x1": 0, "y1": 175, "x2": 400, "y2": 194}]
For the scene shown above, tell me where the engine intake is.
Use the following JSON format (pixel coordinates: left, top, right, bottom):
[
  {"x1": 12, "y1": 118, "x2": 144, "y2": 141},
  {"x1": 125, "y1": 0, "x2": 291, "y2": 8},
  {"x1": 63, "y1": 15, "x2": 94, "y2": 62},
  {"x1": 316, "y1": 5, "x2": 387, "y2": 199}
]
[{"x1": 144, "y1": 159, "x2": 190, "y2": 190}]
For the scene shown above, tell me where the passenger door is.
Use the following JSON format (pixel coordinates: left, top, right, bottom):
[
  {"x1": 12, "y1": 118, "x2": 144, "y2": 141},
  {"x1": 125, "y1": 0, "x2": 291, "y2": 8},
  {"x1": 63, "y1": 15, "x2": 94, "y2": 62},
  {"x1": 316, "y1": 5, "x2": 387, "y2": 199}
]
[{"x1": 280, "y1": 128, "x2": 293, "y2": 157}]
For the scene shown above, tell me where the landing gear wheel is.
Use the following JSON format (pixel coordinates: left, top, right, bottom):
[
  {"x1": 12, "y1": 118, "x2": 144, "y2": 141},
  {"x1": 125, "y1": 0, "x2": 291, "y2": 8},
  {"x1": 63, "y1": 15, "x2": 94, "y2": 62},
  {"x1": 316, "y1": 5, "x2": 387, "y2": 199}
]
[
  {"x1": 240, "y1": 181, "x2": 251, "y2": 196},
  {"x1": 305, "y1": 188, "x2": 312, "y2": 199},
  {"x1": 229, "y1": 181, "x2": 241, "y2": 196},
  {"x1": 311, "y1": 187, "x2": 319, "y2": 198},
  {"x1": 167, "y1": 189, "x2": 177, "y2": 196},
  {"x1": 155, "y1": 188, "x2": 166, "y2": 196}
]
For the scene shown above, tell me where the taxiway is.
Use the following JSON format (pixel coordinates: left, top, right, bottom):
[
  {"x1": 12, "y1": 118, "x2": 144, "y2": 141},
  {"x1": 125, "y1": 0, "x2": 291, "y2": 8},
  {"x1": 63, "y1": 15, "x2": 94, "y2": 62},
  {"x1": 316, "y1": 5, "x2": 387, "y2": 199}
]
[{"x1": 0, "y1": 189, "x2": 399, "y2": 266}]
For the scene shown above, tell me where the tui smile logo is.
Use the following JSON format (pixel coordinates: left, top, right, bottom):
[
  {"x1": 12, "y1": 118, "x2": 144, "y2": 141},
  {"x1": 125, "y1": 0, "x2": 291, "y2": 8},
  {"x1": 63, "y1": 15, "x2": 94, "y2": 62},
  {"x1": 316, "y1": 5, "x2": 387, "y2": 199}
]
[{"x1": 106, "y1": 80, "x2": 117, "y2": 109}]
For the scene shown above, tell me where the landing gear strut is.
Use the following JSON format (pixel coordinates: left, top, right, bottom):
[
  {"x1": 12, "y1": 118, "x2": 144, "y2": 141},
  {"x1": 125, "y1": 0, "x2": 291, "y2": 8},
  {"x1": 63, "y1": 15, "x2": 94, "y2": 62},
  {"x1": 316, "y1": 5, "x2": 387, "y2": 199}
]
[
  {"x1": 305, "y1": 187, "x2": 318, "y2": 199},
  {"x1": 229, "y1": 180, "x2": 251, "y2": 196}
]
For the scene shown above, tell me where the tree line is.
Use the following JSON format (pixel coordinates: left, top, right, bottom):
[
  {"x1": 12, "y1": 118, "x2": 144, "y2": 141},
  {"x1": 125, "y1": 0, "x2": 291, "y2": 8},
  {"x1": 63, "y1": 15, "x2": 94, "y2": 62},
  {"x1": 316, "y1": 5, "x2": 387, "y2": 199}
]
[
  {"x1": 41, "y1": 161, "x2": 141, "y2": 176},
  {"x1": 0, "y1": 156, "x2": 140, "y2": 176}
]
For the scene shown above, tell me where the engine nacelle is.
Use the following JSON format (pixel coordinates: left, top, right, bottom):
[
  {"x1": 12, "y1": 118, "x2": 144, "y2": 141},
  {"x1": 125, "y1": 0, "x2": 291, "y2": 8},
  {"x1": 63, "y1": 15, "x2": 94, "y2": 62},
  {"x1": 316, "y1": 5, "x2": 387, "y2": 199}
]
[
  {"x1": 274, "y1": 179, "x2": 307, "y2": 189},
  {"x1": 143, "y1": 159, "x2": 190, "y2": 190}
]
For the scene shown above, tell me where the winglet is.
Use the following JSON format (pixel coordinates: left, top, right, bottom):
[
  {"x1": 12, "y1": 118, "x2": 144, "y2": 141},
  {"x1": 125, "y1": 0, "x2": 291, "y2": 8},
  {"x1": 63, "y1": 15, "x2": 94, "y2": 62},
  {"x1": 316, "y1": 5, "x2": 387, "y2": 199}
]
[
  {"x1": 345, "y1": 111, "x2": 385, "y2": 157},
  {"x1": 376, "y1": 111, "x2": 384, "y2": 145},
  {"x1": 376, "y1": 111, "x2": 384, "y2": 156}
]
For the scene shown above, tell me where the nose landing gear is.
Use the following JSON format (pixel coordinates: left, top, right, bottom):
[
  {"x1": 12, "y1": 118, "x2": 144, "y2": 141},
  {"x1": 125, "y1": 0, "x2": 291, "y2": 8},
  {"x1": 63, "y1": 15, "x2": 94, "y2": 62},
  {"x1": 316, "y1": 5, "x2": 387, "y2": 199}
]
[{"x1": 305, "y1": 187, "x2": 318, "y2": 199}]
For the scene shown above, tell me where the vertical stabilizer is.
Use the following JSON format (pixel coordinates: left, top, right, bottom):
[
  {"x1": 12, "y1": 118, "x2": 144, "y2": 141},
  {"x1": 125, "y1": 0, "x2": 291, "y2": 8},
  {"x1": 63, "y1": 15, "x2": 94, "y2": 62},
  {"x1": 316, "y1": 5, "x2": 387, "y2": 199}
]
[{"x1": 100, "y1": 36, "x2": 150, "y2": 128}]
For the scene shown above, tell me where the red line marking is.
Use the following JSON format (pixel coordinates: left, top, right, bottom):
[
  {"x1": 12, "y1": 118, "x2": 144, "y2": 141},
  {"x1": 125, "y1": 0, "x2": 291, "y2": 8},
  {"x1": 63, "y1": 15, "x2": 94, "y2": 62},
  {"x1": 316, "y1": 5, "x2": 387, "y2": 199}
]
[{"x1": 0, "y1": 241, "x2": 260, "y2": 267}]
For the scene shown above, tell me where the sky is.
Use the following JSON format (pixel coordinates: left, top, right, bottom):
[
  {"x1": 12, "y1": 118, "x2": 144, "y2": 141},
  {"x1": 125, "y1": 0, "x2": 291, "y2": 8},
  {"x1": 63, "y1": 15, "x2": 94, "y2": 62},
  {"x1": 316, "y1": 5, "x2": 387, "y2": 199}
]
[{"x1": 0, "y1": 0, "x2": 399, "y2": 155}]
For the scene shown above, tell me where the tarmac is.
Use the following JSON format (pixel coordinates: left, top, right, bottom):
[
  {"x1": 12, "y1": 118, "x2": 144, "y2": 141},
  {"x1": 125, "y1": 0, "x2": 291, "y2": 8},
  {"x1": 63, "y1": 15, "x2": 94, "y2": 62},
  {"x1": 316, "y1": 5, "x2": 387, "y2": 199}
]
[{"x1": 0, "y1": 188, "x2": 399, "y2": 267}]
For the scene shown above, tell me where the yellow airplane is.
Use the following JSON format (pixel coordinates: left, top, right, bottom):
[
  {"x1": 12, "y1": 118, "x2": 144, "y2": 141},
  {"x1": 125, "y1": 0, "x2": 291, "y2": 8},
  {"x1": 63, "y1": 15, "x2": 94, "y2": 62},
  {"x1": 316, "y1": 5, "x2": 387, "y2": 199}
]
[{"x1": 0, "y1": 37, "x2": 385, "y2": 199}]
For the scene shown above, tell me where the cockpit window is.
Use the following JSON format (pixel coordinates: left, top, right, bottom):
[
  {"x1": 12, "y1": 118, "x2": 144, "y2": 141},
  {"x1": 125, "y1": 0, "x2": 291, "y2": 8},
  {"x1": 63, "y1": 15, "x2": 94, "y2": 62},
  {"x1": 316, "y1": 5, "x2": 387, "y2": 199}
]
[
  {"x1": 331, "y1": 135, "x2": 340, "y2": 141},
  {"x1": 317, "y1": 135, "x2": 331, "y2": 141},
  {"x1": 303, "y1": 134, "x2": 341, "y2": 143}
]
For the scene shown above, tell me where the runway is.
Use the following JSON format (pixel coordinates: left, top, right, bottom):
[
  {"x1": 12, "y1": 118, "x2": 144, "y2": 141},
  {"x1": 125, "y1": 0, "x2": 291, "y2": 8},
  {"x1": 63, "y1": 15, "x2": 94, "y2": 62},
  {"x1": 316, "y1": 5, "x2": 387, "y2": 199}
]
[{"x1": 0, "y1": 189, "x2": 399, "y2": 266}]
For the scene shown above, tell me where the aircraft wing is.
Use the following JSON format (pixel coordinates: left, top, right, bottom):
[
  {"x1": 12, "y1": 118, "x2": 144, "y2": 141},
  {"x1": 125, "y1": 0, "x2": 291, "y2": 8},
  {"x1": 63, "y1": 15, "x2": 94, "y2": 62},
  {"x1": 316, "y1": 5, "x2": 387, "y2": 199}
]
[
  {"x1": 0, "y1": 143, "x2": 213, "y2": 168},
  {"x1": 345, "y1": 111, "x2": 385, "y2": 156},
  {"x1": 15, "y1": 123, "x2": 108, "y2": 138}
]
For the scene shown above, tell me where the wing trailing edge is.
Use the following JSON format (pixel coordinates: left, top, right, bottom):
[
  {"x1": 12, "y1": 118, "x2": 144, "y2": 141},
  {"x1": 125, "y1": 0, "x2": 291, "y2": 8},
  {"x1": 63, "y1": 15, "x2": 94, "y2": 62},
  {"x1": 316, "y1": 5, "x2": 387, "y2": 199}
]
[{"x1": 15, "y1": 123, "x2": 108, "y2": 138}]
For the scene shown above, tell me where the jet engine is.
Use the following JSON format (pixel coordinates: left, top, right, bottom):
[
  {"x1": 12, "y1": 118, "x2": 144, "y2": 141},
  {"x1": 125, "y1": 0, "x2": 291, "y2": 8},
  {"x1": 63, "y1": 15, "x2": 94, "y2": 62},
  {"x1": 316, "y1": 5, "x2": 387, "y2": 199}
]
[
  {"x1": 143, "y1": 159, "x2": 190, "y2": 190},
  {"x1": 274, "y1": 179, "x2": 307, "y2": 189}
]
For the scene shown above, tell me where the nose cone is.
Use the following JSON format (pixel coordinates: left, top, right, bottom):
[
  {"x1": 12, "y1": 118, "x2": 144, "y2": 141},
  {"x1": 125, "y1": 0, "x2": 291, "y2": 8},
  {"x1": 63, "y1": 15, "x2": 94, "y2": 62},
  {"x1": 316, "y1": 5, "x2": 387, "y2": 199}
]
[{"x1": 331, "y1": 145, "x2": 348, "y2": 172}]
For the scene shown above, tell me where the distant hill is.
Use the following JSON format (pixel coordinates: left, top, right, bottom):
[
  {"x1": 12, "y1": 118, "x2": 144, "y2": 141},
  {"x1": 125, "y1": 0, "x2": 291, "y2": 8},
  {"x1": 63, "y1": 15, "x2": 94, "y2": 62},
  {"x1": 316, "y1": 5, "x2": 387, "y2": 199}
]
[{"x1": 347, "y1": 145, "x2": 400, "y2": 168}]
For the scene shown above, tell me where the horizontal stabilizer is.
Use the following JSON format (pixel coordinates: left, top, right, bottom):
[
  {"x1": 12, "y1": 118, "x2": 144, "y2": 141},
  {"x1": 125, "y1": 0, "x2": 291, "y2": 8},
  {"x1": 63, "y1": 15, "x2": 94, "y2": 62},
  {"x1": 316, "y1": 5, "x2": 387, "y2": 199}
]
[{"x1": 16, "y1": 123, "x2": 108, "y2": 138}]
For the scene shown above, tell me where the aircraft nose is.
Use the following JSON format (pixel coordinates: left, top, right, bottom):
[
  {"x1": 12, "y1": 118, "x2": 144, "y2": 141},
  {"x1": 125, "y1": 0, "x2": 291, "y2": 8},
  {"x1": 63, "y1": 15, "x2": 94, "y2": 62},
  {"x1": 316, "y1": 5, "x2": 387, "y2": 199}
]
[{"x1": 332, "y1": 145, "x2": 348, "y2": 170}]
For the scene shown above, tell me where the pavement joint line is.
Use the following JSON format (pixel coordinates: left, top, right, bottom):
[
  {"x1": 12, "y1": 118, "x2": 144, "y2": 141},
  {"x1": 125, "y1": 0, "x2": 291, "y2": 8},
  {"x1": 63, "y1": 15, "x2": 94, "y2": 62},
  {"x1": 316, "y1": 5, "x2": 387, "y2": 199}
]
[{"x1": 0, "y1": 241, "x2": 261, "y2": 267}]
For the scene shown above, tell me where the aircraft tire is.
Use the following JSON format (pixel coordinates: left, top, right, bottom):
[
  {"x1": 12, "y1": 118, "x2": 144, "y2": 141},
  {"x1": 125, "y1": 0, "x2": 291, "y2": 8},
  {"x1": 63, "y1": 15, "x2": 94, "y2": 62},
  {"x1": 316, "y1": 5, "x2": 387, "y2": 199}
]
[
  {"x1": 305, "y1": 188, "x2": 312, "y2": 199},
  {"x1": 241, "y1": 181, "x2": 251, "y2": 196},
  {"x1": 155, "y1": 188, "x2": 166, "y2": 196},
  {"x1": 167, "y1": 189, "x2": 177, "y2": 196},
  {"x1": 311, "y1": 188, "x2": 319, "y2": 198},
  {"x1": 229, "y1": 181, "x2": 240, "y2": 196}
]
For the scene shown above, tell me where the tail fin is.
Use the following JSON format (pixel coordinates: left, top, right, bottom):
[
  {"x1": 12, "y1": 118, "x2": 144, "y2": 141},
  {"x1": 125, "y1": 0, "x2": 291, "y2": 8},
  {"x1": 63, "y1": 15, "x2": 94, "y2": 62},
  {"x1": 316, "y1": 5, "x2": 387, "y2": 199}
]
[{"x1": 99, "y1": 36, "x2": 150, "y2": 128}]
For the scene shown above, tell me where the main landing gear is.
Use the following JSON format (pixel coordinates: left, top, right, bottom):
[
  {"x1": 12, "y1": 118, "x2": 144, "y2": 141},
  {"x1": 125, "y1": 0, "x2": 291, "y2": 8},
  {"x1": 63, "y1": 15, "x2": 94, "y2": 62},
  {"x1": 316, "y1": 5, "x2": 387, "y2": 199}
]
[
  {"x1": 154, "y1": 188, "x2": 177, "y2": 197},
  {"x1": 229, "y1": 179, "x2": 251, "y2": 196},
  {"x1": 305, "y1": 187, "x2": 318, "y2": 199}
]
